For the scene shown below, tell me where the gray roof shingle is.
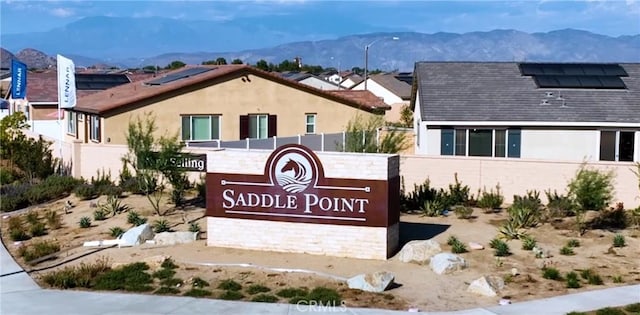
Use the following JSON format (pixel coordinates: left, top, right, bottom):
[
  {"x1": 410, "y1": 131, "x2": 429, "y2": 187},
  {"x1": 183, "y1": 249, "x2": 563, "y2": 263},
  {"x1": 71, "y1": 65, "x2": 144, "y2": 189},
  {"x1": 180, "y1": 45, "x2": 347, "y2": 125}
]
[
  {"x1": 415, "y1": 62, "x2": 640, "y2": 125},
  {"x1": 370, "y1": 73, "x2": 412, "y2": 100}
]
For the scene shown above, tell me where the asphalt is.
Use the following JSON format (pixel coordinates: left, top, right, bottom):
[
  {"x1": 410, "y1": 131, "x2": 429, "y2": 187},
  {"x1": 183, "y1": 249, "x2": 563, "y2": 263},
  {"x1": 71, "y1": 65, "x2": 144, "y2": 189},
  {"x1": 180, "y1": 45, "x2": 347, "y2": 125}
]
[{"x1": 1, "y1": 241, "x2": 639, "y2": 315}]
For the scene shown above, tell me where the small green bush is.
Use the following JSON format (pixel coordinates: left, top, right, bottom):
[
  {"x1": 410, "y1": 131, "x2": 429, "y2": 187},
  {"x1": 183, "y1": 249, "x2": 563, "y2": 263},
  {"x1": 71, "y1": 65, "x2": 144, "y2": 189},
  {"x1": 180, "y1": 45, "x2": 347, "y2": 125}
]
[
  {"x1": 545, "y1": 190, "x2": 576, "y2": 218},
  {"x1": 421, "y1": 199, "x2": 445, "y2": 217},
  {"x1": 452, "y1": 205, "x2": 473, "y2": 219},
  {"x1": 10, "y1": 228, "x2": 30, "y2": 241},
  {"x1": 93, "y1": 209, "x2": 108, "y2": 221},
  {"x1": 21, "y1": 240, "x2": 60, "y2": 263},
  {"x1": 25, "y1": 211, "x2": 40, "y2": 225},
  {"x1": 127, "y1": 211, "x2": 147, "y2": 226},
  {"x1": 191, "y1": 277, "x2": 209, "y2": 288},
  {"x1": 29, "y1": 222, "x2": 47, "y2": 237},
  {"x1": 160, "y1": 277, "x2": 183, "y2": 287},
  {"x1": 44, "y1": 210, "x2": 62, "y2": 230},
  {"x1": 568, "y1": 164, "x2": 614, "y2": 211},
  {"x1": 189, "y1": 222, "x2": 201, "y2": 233},
  {"x1": 477, "y1": 185, "x2": 504, "y2": 211},
  {"x1": 219, "y1": 290, "x2": 243, "y2": 300},
  {"x1": 307, "y1": 287, "x2": 341, "y2": 305},
  {"x1": 79, "y1": 216, "x2": 92, "y2": 228},
  {"x1": 247, "y1": 284, "x2": 271, "y2": 295},
  {"x1": 521, "y1": 235, "x2": 537, "y2": 251},
  {"x1": 560, "y1": 246, "x2": 575, "y2": 256},
  {"x1": 494, "y1": 240, "x2": 511, "y2": 257},
  {"x1": 152, "y1": 268, "x2": 176, "y2": 280},
  {"x1": 612, "y1": 275, "x2": 624, "y2": 283},
  {"x1": 217, "y1": 279, "x2": 241, "y2": 291},
  {"x1": 153, "y1": 219, "x2": 171, "y2": 233},
  {"x1": 542, "y1": 268, "x2": 562, "y2": 280},
  {"x1": 566, "y1": 239, "x2": 581, "y2": 248},
  {"x1": 594, "y1": 307, "x2": 626, "y2": 315},
  {"x1": 566, "y1": 271, "x2": 581, "y2": 288},
  {"x1": 93, "y1": 262, "x2": 152, "y2": 291},
  {"x1": 580, "y1": 270, "x2": 603, "y2": 285},
  {"x1": 277, "y1": 287, "x2": 309, "y2": 298},
  {"x1": 512, "y1": 190, "x2": 542, "y2": 212},
  {"x1": 110, "y1": 227, "x2": 125, "y2": 238},
  {"x1": 624, "y1": 303, "x2": 640, "y2": 313},
  {"x1": 74, "y1": 184, "x2": 98, "y2": 200},
  {"x1": 184, "y1": 288, "x2": 212, "y2": 297},
  {"x1": 99, "y1": 194, "x2": 129, "y2": 217},
  {"x1": 154, "y1": 287, "x2": 180, "y2": 295},
  {"x1": 612, "y1": 234, "x2": 625, "y2": 247},
  {"x1": 161, "y1": 258, "x2": 178, "y2": 269},
  {"x1": 489, "y1": 238, "x2": 502, "y2": 249},
  {"x1": 251, "y1": 294, "x2": 278, "y2": 303}
]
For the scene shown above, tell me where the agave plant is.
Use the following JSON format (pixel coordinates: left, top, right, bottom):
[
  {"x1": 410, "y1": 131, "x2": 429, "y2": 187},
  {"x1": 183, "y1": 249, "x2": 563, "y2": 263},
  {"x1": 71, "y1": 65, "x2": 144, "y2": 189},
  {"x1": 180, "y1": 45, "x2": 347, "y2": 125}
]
[{"x1": 499, "y1": 220, "x2": 528, "y2": 240}]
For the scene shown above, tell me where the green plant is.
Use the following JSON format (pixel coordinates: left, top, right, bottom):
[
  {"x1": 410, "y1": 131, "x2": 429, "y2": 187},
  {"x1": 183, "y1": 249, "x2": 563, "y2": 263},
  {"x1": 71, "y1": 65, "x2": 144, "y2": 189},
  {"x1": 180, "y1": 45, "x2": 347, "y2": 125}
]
[
  {"x1": 78, "y1": 216, "x2": 92, "y2": 228},
  {"x1": 184, "y1": 288, "x2": 213, "y2": 297},
  {"x1": 446, "y1": 235, "x2": 459, "y2": 246},
  {"x1": 400, "y1": 178, "x2": 439, "y2": 212},
  {"x1": 566, "y1": 312, "x2": 587, "y2": 315},
  {"x1": 251, "y1": 294, "x2": 278, "y2": 303},
  {"x1": 624, "y1": 303, "x2": 640, "y2": 313},
  {"x1": 451, "y1": 241, "x2": 468, "y2": 254},
  {"x1": 153, "y1": 219, "x2": 171, "y2": 233},
  {"x1": 566, "y1": 271, "x2": 581, "y2": 288},
  {"x1": 192, "y1": 277, "x2": 210, "y2": 288},
  {"x1": 93, "y1": 262, "x2": 153, "y2": 292},
  {"x1": 74, "y1": 183, "x2": 98, "y2": 200},
  {"x1": 127, "y1": 211, "x2": 147, "y2": 226},
  {"x1": 567, "y1": 239, "x2": 581, "y2": 248},
  {"x1": 29, "y1": 222, "x2": 47, "y2": 237},
  {"x1": 507, "y1": 205, "x2": 539, "y2": 228},
  {"x1": 452, "y1": 205, "x2": 473, "y2": 219},
  {"x1": 154, "y1": 286, "x2": 180, "y2": 294},
  {"x1": 542, "y1": 267, "x2": 562, "y2": 280},
  {"x1": 188, "y1": 222, "x2": 201, "y2": 234},
  {"x1": 545, "y1": 189, "x2": 576, "y2": 218},
  {"x1": 521, "y1": 235, "x2": 537, "y2": 251},
  {"x1": 493, "y1": 240, "x2": 511, "y2": 257},
  {"x1": 277, "y1": 287, "x2": 309, "y2": 298},
  {"x1": 217, "y1": 279, "x2": 241, "y2": 291},
  {"x1": 307, "y1": 287, "x2": 341, "y2": 305},
  {"x1": 489, "y1": 238, "x2": 502, "y2": 249},
  {"x1": 20, "y1": 240, "x2": 60, "y2": 263},
  {"x1": 152, "y1": 268, "x2": 176, "y2": 280},
  {"x1": 247, "y1": 284, "x2": 271, "y2": 295},
  {"x1": 25, "y1": 211, "x2": 40, "y2": 225},
  {"x1": 98, "y1": 194, "x2": 129, "y2": 217},
  {"x1": 595, "y1": 307, "x2": 626, "y2": 315},
  {"x1": 337, "y1": 113, "x2": 409, "y2": 154},
  {"x1": 160, "y1": 277, "x2": 183, "y2": 287},
  {"x1": 421, "y1": 199, "x2": 445, "y2": 217},
  {"x1": 93, "y1": 209, "x2": 108, "y2": 221},
  {"x1": 219, "y1": 290, "x2": 244, "y2": 300},
  {"x1": 613, "y1": 234, "x2": 626, "y2": 247},
  {"x1": 9, "y1": 228, "x2": 30, "y2": 241},
  {"x1": 499, "y1": 220, "x2": 528, "y2": 240},
  {"x1": 512, "y1": 190, "x2": 542, "y2": 212},
  {"x1": 568, "y1": 163, "x2": 614, "y2": 211},
  {"x1": 477, "y1": 185, "x2": 504, "y2": 212},
  {"x1": 579, "y1": 270, "x2": 603, "y2": 285},
  {"x1": 44, "y1": 210, "x2": 62, "y2": 230},
  {"x1": 446, "y1": 173, "x2": 471, "y2": 207},
  {"x1": 560, "y1": 246, "x2": 575, "y2": 256},
  {"x1": 109, "y1": 227, "x2": 125, "y2": 238},
  {"x1": 612, "y1": 275, "x2": 624, "y2": 283},
  {"x1": 590, "y1": 204, "x2": 628, "y2": 230},
  {"x1": 161, "y1": 258, "x2": 178, "y2": 269}
]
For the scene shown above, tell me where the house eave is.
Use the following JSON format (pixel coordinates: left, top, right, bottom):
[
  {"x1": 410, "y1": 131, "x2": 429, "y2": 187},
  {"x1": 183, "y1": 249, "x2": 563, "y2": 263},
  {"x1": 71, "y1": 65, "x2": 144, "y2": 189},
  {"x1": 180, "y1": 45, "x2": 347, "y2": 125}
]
[{"x1": 422, "y1": 121, "x2": 640, "y2": 128}]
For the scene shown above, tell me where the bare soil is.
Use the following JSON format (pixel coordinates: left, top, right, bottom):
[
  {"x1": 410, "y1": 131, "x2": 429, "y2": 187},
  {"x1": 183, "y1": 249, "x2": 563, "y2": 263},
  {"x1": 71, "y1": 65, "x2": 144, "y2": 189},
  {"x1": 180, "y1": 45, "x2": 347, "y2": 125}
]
[{"x1": 2, "y1": 194, "x2": 639, "y2": 312}]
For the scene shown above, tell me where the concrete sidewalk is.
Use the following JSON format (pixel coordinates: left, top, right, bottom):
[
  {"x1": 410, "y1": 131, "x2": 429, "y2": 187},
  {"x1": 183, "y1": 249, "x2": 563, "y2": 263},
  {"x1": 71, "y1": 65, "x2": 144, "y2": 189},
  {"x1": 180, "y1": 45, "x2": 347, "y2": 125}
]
[{"x1": 1, "y1": 241, "x2": 638, "y2": 315}]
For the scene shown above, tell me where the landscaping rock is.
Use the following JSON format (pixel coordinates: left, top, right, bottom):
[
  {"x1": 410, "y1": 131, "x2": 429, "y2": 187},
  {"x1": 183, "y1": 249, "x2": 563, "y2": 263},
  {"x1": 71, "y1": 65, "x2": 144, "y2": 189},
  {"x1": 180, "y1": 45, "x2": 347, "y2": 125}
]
[
  {"x1": 347, "y1": 271, "x2": 395, "y2": 293},
  {"x1": 511, "y1": 268, "x2": 519, "y2": 276},
  {"x1": 398, "y1": 240, "x2": 442, "y2": 264},
  {"x1": 154, "y1": 231, "x2": 198, "y2": 246},
  {"x1": 429, "y1": 253, "x2": 467, "y2": 275},
  {"x1": 533, "y1": 246, "x2": 553, "y2": 259},
  {"x1": 120, "y1": 223, "x2": 154, "y2": 247},
  {"x1": 467, "y1": 276, "x2": 505, "y2": 297},
  {"x1": 469, "y1": 242, "x2": 484, "y2": 250}
]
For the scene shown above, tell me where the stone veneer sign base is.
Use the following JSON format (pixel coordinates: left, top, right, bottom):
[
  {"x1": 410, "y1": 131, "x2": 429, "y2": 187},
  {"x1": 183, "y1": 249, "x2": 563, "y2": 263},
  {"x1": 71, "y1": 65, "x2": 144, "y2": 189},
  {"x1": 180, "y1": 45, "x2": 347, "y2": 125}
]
[{"x1": 205, "y1": 145, "x2": 400, "y2": 260}]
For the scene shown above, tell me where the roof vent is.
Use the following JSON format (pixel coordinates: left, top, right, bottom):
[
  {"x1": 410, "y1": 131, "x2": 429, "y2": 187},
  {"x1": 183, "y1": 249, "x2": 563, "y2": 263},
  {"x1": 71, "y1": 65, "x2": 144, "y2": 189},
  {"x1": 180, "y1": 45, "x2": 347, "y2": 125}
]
[
  {"x1": 540, "y1": 99, "x2": 550, "y2": 105},
  {"x1": 545, "y1": 91, "x2": 554, "y2": 98}
]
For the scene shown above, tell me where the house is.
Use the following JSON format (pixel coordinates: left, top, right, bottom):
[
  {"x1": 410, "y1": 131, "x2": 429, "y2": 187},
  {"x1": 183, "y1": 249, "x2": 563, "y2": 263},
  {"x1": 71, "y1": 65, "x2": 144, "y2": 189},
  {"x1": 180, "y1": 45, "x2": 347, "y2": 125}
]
[
  {"x1": 351, "y1": 72, "x2": 412, "y2": 122},
  {"x1": 279, "y1": 71, "x2": 341, "y2": 90},
  {"x1": 412, "y1": 62, "x2": 640, "y2": 163},
  {"x1": 339, "y1": 71, "x2": 363, "y2": 89},
  {"x1": 67, "y1": 65, "x2": 389, "y2": 145}
]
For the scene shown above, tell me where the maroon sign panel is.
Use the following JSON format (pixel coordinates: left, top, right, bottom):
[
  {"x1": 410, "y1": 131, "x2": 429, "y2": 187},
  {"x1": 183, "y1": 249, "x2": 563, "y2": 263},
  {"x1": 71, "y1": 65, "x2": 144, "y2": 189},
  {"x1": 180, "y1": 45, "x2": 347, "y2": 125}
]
[{"x1": 206, "y1": 144, "x2": 399, "y2": 227}]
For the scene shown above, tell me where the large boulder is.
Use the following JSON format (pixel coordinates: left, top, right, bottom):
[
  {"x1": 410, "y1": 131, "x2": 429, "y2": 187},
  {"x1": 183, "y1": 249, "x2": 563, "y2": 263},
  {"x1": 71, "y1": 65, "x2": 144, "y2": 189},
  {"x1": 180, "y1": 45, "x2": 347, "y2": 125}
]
[
  {"x1": 120, "y1": 223, "x2": 154, "y2": 247},
  {"x1": 154, "y1": 232, "x2": 198, "y2": 246},
  {"x1": 398, "y1": 240, "x2": 442, "y2": 264},
  {"x1": 429, "y1": 253, "x2": 467, "y2": 275},
  {"x1": 467, "y1": 276, "x2": 505, "y2": 297},
  {"x1": 347, "y1": 271, "x2": 395, "y2": 293}
]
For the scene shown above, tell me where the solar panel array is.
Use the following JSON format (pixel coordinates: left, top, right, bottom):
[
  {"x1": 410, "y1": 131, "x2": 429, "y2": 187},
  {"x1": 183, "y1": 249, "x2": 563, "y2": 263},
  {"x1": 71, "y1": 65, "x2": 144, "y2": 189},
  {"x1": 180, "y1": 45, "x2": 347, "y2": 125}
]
[
  {"x1": 519, "y1": 63, "x2": 628, "y2": 89},
  {"x1": 146, "y1": 67, "x2": 215, "y2": 86},
  {"x1": 394, "y1": 72, "x2": 413, "y2": 85},
  {"x1": 76, "y1": 73, "x2": 131, "y2": 90}
]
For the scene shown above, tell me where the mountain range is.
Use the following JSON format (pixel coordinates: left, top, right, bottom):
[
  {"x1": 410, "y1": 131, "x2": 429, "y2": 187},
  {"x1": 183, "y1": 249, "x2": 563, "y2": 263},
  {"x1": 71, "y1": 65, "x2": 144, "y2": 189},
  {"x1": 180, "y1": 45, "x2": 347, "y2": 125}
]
[{"x1": 1, "y1": 16, "x2": 639, "y2": 71}]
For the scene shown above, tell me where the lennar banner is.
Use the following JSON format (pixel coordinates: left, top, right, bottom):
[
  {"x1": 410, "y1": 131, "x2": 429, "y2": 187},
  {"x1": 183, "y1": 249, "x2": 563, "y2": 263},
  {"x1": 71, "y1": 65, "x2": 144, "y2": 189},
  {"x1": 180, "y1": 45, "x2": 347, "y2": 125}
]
[
  {"x1": 206, "y1": 144, "x2": 398, "y2": 227},
  {"x1": 57, "y1": 54, "x2": 77, "y2": 109}
]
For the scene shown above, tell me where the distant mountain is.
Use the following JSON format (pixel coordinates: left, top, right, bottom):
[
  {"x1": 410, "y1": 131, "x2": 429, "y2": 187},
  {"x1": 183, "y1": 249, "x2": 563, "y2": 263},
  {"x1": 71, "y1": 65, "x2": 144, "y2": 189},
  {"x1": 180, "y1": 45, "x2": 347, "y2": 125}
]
[
  {"x1": 0, "y1": 47, "x2": 15, "y2": 68},
  {"x1": 1, "y1": 15, "x2": 638, "y2": 71},
  {"x1": 15, "y1": 48, "x2": 56, "y2": 69}
]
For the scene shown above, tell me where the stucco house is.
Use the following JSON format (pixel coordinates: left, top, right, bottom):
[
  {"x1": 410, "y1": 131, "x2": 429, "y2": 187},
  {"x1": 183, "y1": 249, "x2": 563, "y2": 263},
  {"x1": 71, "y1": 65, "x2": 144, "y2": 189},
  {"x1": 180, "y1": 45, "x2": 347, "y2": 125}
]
[
  {"x1": 352, "y1": 72, "x2": 412, "y2": 123},
  {"x1": 67, "y1": 65, "x2": 389, "y2": 145},
  {"x1": 279, "y1": 71, "x2": 342, "y2": 90},
  {"x1": 412, "y1": 62, "x2": 640, "y2": 163}
]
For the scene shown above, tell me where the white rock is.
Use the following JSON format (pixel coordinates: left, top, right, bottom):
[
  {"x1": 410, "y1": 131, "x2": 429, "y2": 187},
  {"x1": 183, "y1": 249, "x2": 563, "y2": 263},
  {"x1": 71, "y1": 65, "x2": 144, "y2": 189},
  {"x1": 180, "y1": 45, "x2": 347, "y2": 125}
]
[
  {"x1": 511, "y1": 268, "x2": 519, "y2": 276},
  {"x1": 398, "y1": 240, "x2": 442, "y2": 264},
  {"x1": 429, "y1": 253, "x2": 467, "y2": 275},
  {"x1": 469, "y1": 242, "x2": 484, "y2": 250},
  {"x1": 153, "y1": 231, "x2": 198, "y2": 246},
  {"x1": 347, "y1": 271, "x2": 395, "y2": 293},
  {"x1": 467, "y1": 276, "x2": 505, "y2": 297},
  {"x1": 119, "y1": 223, "x2": 155, "y2": 247}
]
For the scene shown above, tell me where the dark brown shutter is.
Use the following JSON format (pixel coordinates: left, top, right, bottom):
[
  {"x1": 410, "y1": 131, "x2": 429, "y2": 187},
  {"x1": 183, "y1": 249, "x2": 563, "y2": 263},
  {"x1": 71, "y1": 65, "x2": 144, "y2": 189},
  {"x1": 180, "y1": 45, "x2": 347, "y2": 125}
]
[
  {"x1": 268, "y1": 115, "x2": 277, "y2": 138},
  {"x1": 97, "y1": 117, "x2": 102, "y2": 142},
  {"x1": 239, "y1": 115, "x2": 249, "y2": 139}
]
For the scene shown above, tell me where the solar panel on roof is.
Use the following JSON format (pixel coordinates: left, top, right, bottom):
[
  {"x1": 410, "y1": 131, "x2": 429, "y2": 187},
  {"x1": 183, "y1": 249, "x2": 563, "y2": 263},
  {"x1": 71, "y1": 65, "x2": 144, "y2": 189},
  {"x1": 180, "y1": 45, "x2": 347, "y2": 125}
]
[
  {"x1": 146, "y1": 67, "x2": 215, "y2": 85},
  {"x1": 75, "y1": 73, "x2": 132, "y2": 90},
  {"x1": 519, "y1": 63, "x2": 628, "y2": 77},
  {"x1": 533, "y1": 75, "x2": 626, "y2": 89}
]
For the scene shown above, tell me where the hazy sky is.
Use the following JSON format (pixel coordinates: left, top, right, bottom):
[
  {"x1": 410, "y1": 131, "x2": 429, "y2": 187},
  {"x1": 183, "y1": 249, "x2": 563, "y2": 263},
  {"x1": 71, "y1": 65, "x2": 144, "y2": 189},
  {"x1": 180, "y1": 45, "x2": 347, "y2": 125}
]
[{"x1": 1, "y1": 0, "x2": 639, "y2": 37}]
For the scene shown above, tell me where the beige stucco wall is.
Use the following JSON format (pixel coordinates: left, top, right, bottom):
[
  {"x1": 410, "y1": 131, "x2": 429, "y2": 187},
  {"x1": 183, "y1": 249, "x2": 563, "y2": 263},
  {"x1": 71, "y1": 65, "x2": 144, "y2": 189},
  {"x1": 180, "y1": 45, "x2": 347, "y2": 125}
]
[
  {"x1": 99, "y1": 74, "x2": 380, "y2": 145},
  {"x1": 31, "y1": 105, "x2": 58, "y2": 120}
]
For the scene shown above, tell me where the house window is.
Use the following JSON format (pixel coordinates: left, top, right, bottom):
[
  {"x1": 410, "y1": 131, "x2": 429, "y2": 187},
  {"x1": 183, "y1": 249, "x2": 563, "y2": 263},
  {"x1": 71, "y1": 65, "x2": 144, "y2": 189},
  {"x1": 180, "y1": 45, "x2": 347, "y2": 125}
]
[
  {"x1": 455, "y1": 129, "x2": 466, "y2": 156},
  {"x1": 181, "y1": 115, "x2": 220, "y2": 141},
  {"x1": 239, "y1": 114, "x2": 277, "y2": 139},
  {"x1": 441, "y1": 128, "x2": 520, "y2": 158},
  {"x1": 67, "y1": 111, "x2": 76, "y2": 135},
  {"x1": 89, "y1": 115, "x2": 101, "y2": 142},
  {"x1": 469, "y1": 129, "x2": 493, "y2": 157},
  {"x1": 600, "y1": 131, "x2": 635, "y2": 162},
  {"x1": 495, "y1": 130, "x2": 506, "y2": 157},
  {"x1": 78, "y1": 113, "x2": 84, "y2": 121},
  {"x1": 306, "y1": 114, "x2": 316, "y2": 134}
]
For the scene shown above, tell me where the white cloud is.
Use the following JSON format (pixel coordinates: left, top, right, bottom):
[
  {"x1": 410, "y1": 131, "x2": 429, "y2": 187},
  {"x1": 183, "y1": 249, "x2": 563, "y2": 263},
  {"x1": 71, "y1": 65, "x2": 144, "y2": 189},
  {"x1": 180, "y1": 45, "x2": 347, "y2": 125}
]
[{"x1": 50, "y1": 7, "x2": 74, "y2": 17}]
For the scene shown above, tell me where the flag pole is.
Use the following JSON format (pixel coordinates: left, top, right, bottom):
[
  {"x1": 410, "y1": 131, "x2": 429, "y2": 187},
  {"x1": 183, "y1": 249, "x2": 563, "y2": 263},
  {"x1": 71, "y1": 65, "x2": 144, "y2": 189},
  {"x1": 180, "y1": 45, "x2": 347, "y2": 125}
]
[{"x1": 56, "y1": 56, "x2": 63, "y2": 173}]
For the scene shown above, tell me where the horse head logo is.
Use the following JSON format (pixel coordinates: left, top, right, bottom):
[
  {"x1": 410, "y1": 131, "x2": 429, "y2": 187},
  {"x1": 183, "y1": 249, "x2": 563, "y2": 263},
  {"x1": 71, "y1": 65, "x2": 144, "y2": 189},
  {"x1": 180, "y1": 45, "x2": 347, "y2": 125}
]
[{"x1": 274, "y1": 152, "x2": 314, "y2": 193}]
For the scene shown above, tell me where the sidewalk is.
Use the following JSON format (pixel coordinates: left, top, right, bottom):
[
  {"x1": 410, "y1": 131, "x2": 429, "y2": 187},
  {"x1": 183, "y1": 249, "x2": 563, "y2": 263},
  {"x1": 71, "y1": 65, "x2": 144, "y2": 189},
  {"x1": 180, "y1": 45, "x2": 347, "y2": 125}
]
[{"x1": 2, "y1": 241, "x2": 638, "y2": 315}]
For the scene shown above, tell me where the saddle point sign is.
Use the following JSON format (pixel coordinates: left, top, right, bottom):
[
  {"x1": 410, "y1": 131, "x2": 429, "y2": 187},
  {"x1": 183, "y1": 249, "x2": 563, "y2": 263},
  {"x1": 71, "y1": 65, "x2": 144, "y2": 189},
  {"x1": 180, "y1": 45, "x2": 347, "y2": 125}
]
[{"x1": 206, "y1": 144, "x2": 398, "y2": 228}]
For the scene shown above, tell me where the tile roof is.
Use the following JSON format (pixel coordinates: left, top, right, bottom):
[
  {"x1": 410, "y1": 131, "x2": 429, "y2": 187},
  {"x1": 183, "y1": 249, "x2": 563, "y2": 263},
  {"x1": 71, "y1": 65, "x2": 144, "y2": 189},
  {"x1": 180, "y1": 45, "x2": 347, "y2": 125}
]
[
  {"x1": 370, "y1": 73, "x2": 412, "y2": 100},
  {"x1": 414, "y1": 62, "x2": 640, "y2": 124},
  {"x1": 326, "y1": 90, "x2": 389, "y2": 109},
  {"x1": 74, "y1": 65, "x2": 390, "y2": 115}
]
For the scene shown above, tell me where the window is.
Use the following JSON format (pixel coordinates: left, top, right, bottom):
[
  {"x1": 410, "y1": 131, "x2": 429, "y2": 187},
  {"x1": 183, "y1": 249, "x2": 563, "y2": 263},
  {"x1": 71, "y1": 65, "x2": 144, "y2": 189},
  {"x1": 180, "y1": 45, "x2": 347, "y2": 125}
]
[
  {"x1": 441, "y1": 128, "x2": 520, "y2": 158},
  {"x1": 600, "y1": 131, "x2": 635, "y2": 162},
  {"x1": 78, "y1": 113, "x2": 84, "y2": 121},
  {"x1": 89, "y1": 115, "x2": 101, "y2": 142},
  {"x1": 67, "y1": 111, "x2": 76, "y2": 135},
  {"x1": 181, "y1": 115, "x2": 220, "y2": 141},
  {"x1": 239, "y1": 114, "x2": 277, "y2": 140},
  {"x1": 305, "y1": 114, "x2": 316, "y2": 134}
]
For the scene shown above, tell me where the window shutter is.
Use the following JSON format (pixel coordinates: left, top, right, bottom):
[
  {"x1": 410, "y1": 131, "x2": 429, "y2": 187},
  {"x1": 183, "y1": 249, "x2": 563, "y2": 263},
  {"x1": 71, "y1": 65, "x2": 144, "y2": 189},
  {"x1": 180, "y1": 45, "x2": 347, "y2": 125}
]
[
  {"x1": 441, "y1": 129, "x2": 454, "y2": 155},
  {"x1": 97, "y1": 117, "x2": 102, "y2": 142},
  {"x1": 268, "y1": 115, "x2": 277, "y2": 138},
  {"x1": 239, "y1": 115, "x2": 249, "y2": 140},
  {"x1": 507, "y1": 129, "x2": 521, "y2": 158}
]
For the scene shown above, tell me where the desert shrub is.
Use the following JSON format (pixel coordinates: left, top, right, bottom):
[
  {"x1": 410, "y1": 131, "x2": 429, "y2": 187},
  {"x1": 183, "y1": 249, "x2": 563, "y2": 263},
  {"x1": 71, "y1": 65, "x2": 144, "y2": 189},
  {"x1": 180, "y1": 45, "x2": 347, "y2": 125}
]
[
  {"x1": 90, "y1": 169, "x2": 120, "y2": 196},
  {"x1": 446, "y1": 235, "x2": 460, "y2": 246},
  {"x1": 154, "y1": 287, "x2": 180, "y2": 295},
  {"x1": 153, "y1": 219, "x2": 171, "y2": 233},
  {"x1": 568, "y1": 164, "x2": 614, "y2": 211},
  {"x1": 521, "y1": 235, "x2": 537, "y2": 251},
  {"x1": 567, "y1": 239, "x2": 581, "y2": 248},
  {"x1": 25, "y1": 211, "x2": 40, "y2": 225},
  {"x1": 489, "y1": 238, "x2": 502, "y2": 249},
  {"x1": 612, "y1": 234, "x2": 625, "y2": 247},
  {"x1": 217, "y1": 279, "x2": 241, "y2": 291},
  {"x1": 42, "y1": 258, "x2": 110, "y2": 289},
  {"x1": 589, "y1": 203, "x2": 627, "y2": 229},
  {"x1": 566, "y1": 271, "x2": 581, "y2": 288},
  {"x1": 93, "y1": 209, "x2": 108, "y2": 221},
  {"x1": 446, "y1": 236, "x2": 468, "y2": 253},
  {"x1": 400, "y1": 179, "x2": 439, "y2": 212},
  {"x1": 10, "y1": 228, "x2": 30, "y2": 241},
  {"x1": 0, "y1": 167, "x2": 17, "y2": 185},
  {"x1": 624, "y1": 303, "x2": 640, "y2": 313},
  {"x1": 542, "y1": 268, "x2": 562, "y2": 280},
  {"x1": 507, "y1": 205, "x2": 539, "y2": 228},
  {"x1": 277, "y1": 287, "x2": 309, "y2": 298},
  {"x1": 42, "y1": 266, "x2": 82, "y2": 289},
  {"x1": 189, "y1": 222, "x2": 201, "y2": 233},
  {"x1": 8, "y1": 215, "x2": 24, "y2": 230},
  {"x1": 251, "y1": 294, "x2": 278, "y2": 303},
  {"x1": 612, "y1": 275, "x2": 624, "y2": 283},
  {"x1": 191, "y1": 277, "x2": 210, "y2": 288},
  {"x1": 247, "y1": 284, "x2": 271, "y2": 295},
  {"x1": 21, "y1": 240, "x2": 60, "y2": 263},
  {"x1": 44, "y1": 210, "x2": 62, "y2": 229},
  {"x1": 219, "y1": 290, "x2": 243, "y2": 300},
  {"x1": 79, "y1": 216, "x2": 92, "y2": 228},
  {"x1": 0, "y1": 182, "x2": 31, "y2": 212},
  {"x1": 306, "y1": 287, "x2": 341, "y2": 305},
  {"x1": 109, "y1": 227, "x2": 125, "y2": 238},
  {"x1": 98, "y1": 194, "x2": 129, "y2": 217},
  {"x1": 93, "y1": 262, "x2": 152, "y2": 291},
  {"x1": 580, "y1": 269, "x2": 603, "y2": 285},
  {"x1": 126, "y1": 211, "x2": 147, "y2": 226},
  {"x1": 421, "y1": 199, "x2": 445, "y2": 217},
  {"x1": 74, "y1": 183, "x2": 98, "y2": 200},
  {"x1": 160, "y1": 277, "x2": 183, "y2": 287},
  {"x1": 492, "y1": 239, "x2": 510, "y2": 257},
  {"x1": 152, "y1": 268, "x2": 176, "y2": 280},
  {"x1": 452, "y1": 205, "x2": 473, "y2": 219},
  {"x1": 161, "y1": 258, "x2": 178, "y2": 269},
  {"x1": 29, "y1": 222, "x2": 47, "y2": 237},
  {"x1": 499, "y1": 220, "x2": 528, "y2": 240},
  {"x1": 559, "y1": 246, "x2": 575, "y2": 256},
  {"x1": 512, "y1": 190, "x2": 542, "y2": 211},
  {"x1": 477, "y1": 185, "x2": 504, "y2": 212},
  {"x1": 545, "y1": 190, "x2": 576, "y2": 217},
  {"x1": 445, "y1": 173, "x2": 470, "y2": 206},
  {"x1": 184, "y1": 288, "x2": 213, "y2": 297},
  {"x1": 628, "y1": 207, "x2": 640, "y2": 228},
  {"x1": 595, "y1": 307, "x2": 625, "y2": 315}
]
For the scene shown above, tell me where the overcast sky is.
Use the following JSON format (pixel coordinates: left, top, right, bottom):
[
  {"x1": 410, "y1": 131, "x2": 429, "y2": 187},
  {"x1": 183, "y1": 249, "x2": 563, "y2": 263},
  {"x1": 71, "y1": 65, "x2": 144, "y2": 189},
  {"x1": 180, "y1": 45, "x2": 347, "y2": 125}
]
[{"x1": 1, "y1": 0, "x2": 638, "y2": 37}]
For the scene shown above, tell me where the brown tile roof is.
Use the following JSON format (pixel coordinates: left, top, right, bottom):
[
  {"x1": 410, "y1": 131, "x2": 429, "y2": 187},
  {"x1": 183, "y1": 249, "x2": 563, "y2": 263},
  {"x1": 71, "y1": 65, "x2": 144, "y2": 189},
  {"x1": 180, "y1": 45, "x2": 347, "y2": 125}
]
[
  {"x1": 326, "y1": 90, "x2": 389, "y2": 109},
  {"x1": 370, "y1": 73, "x2": 412, "y2": 100},
  {"x1": 74, "y1": 65, "x2": 390, "y2": 115}
]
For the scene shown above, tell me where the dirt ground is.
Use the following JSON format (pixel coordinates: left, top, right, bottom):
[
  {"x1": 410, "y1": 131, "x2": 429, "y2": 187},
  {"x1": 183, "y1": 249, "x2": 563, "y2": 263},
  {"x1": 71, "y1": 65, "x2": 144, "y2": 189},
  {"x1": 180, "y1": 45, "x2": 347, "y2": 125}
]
[{"x1": 2, "y1": 193, "x2": 639, "y2": 312}]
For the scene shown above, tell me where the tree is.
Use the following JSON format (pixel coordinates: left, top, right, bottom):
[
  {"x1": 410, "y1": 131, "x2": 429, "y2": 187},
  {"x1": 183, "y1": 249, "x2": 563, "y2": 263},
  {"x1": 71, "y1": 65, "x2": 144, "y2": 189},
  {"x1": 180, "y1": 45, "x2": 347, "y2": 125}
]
[
  {"x1": 143, "y1": 65, "x2": 160, "y2": 72},
  {"x1": 337, "y1": 113, "x2": 409, "y2": 154},
  {"x1": 255, "y1": 59, "x2": 269, "y2": 71},
  {"x1": 165, "y1": 60, "x2": 186, "y2": 70},
  {"x1": 201, "y1": 60, "x2": 217, "y2": 65},
  {"x1": 398, "y1": 104, "x2": 413, "y2": 128},
  {"x1": 215, "y1": 57, "x2": 227, "y2": 65},
  {"x1": 122, "y1": 113, "x2": 186, "y2": 215},
  {"x1": 351, "y1": 67, "x2": 364, "y2": 76},
  {"x1": 231, "y1": 59, "x2": 243, "y2": 64}
]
